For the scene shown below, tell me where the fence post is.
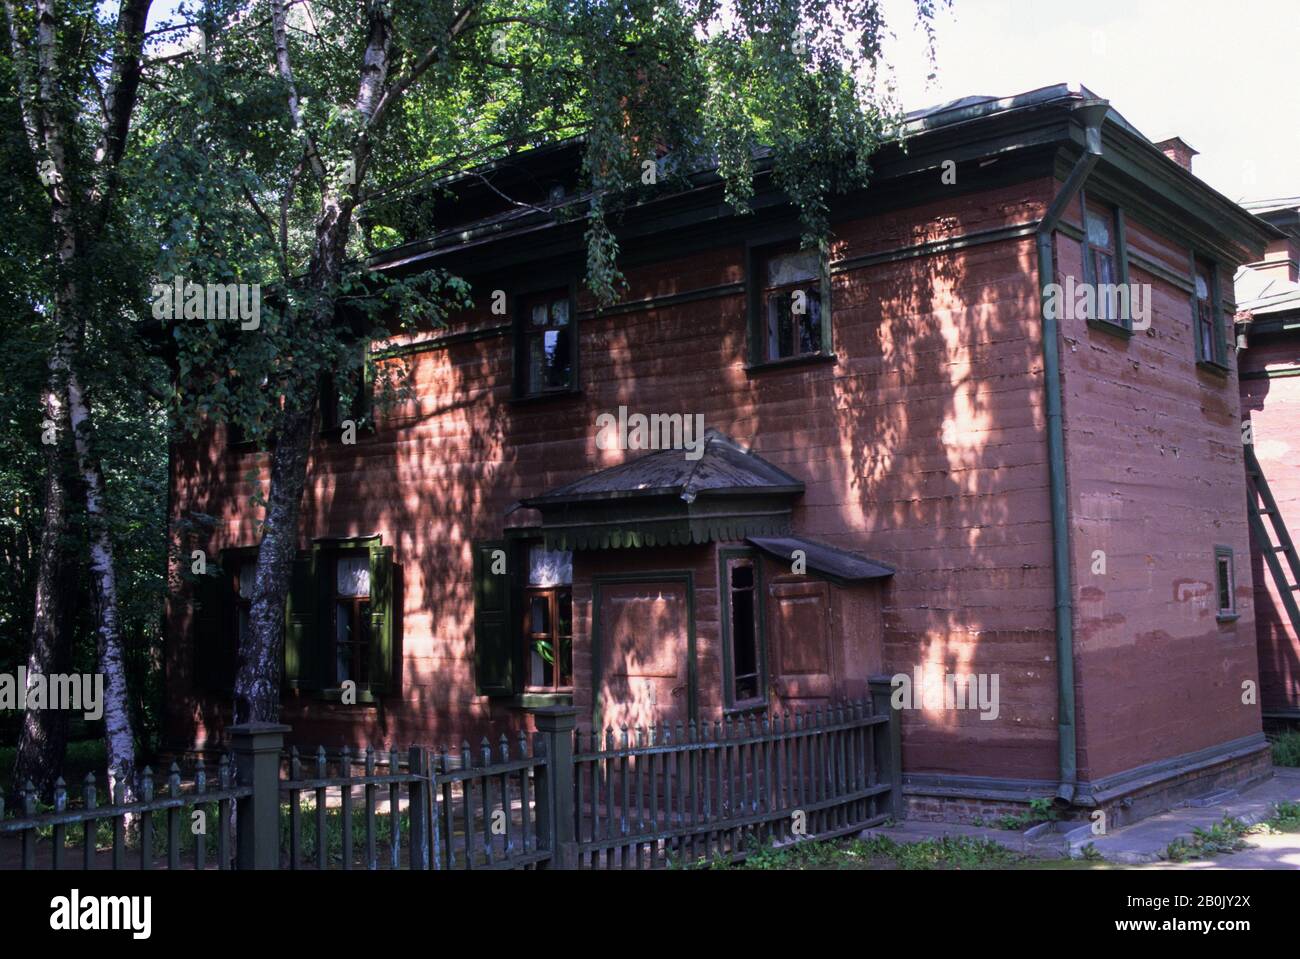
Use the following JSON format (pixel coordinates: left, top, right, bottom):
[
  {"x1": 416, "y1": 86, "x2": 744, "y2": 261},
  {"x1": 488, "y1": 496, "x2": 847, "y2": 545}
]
[
  {"x1": 228, "y1": 722, "x2": 290, "y2": 869},
  {"x1": 868, "y1": 676, "x2": 903, "y2": 820},
  {"x1": 408, "y1": 746, "x2": 429, "y2": 870},
  {"x1": 531, "y1": 706, "x2": 577, "y2": 869}
]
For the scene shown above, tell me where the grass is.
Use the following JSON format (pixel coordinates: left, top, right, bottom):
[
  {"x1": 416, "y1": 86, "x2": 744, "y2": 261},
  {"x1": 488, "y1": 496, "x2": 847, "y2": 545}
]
[
  {"x1": 0, "y1": 739, "x2": 107, "y2": 793},
  {"x1": 1271, "y1": 729, "x2": 1300, "y2": 767},
  {"x1": 690, "y1": 834, "x2": 1031, "y2": 870},
  {"x1": 990, "y1": 797, "x2": 1060, "y2": 831}
]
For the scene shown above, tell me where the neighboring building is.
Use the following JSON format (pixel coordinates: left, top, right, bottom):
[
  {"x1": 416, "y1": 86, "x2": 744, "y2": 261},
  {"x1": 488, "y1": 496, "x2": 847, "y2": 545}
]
[
  {"x1": 166, "y1": 84, "x2": 1278, "y2": 826},
  {"x1": 1236, "y1": 197, "x2": 1300, "y2": 724}
]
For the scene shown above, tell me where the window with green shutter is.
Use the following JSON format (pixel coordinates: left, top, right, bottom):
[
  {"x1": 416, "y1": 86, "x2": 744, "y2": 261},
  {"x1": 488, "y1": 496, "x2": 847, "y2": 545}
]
[
  {"x1": 287, "y1": 539, "x2": 399, "y2": 701},
  {"x1": 473, "y1": 540, "x2": 518, "y2": 696}
]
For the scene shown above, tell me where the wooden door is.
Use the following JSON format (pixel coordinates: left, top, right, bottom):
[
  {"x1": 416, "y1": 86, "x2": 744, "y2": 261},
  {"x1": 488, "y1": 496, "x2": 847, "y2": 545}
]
[
  {"x1": 766, "y1": 578, "x2": 837, "y2": 713},
  {"x1": 595, "y1": 579, "x2": 693, "y2": 732}
]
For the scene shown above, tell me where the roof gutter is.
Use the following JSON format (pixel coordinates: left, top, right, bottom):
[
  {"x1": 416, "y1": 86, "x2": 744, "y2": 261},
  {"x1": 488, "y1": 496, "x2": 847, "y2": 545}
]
[{"x1": 1035, "y1": 97, "x2": 1110, "y2": 804}]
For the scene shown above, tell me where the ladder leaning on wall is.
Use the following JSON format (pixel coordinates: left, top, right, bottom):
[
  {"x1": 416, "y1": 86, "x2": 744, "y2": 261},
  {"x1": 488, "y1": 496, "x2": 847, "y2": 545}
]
[{"x1": 1244, "y1": 442, "x2": 1300, "y2": 636}]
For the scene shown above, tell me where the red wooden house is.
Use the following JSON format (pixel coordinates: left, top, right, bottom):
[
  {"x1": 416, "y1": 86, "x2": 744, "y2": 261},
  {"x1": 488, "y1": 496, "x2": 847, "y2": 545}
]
[
  {"x1": 1236, "y1": 197, "x2": 1300, "y2": 725},
  {"x1": 166, "y1": 84, "x2": 1278, "y2": 825}
]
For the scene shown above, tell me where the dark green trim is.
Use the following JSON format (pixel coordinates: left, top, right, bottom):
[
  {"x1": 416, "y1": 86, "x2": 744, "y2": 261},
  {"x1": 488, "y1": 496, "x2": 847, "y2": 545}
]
[
  {"x1": 1036, "y1": 100, "x2": 1109, "y2": 803},
  {"x1": 831, "y1": 222, "x2": 1040, "y2": 274},
  {"x1": 590, "y1": 571, "x2": 697, "y2": 730},
  {"x1": 717, "y1": 546, "x2": 767, "y2": 711},
  {"x1": 1086, "y1": 318, "x2": 1134, "y2": 339},
  {"x1": 1196, "y1": 359, "x2": 1231, "y2": 378},
  {"x1": 1241, "y1": 365, "x2": 1300, "y2": 380},
  {"x1": 575, "y1": 281, "x2": 745, "y2": 320},
  {"x1": 744, "y1": 351, "x2": 838, "y2": 375},
  {"x1": 371, "y1": 324, "x2": 510, "y2": 361}
]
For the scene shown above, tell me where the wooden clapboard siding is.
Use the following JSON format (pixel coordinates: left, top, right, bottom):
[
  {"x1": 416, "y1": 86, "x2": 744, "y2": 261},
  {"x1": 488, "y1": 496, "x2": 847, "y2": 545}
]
[
  {"x1": 165, "y1": 174, "x2": 1064, "y2": 781},
  {"x1": 1055, "y1": 195, "x2": 1263, "y2": 781}
]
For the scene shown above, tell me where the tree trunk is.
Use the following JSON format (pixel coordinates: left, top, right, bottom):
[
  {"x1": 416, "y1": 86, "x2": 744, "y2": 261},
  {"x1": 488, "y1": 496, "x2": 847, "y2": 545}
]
[
  {"x1": 65, "y1": 364, "x2": 137, "y2": 800},
  {"x1": 232, "y1": 400, "x2": 317, "y2": 724},
  {"x1": 9, "y1": 369, "x2": 77, "y2": 800}
]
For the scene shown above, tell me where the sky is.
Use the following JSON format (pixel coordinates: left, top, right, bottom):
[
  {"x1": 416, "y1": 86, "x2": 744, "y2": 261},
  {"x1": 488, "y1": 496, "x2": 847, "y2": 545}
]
[{"x1": 879, "y1": 0, "x2": 1300, "y2": 204}]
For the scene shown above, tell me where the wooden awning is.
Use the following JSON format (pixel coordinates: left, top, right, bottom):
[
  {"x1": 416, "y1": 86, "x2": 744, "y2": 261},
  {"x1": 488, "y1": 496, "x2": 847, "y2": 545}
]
[{"x1": 746, "y1": 535, "x2": 895, "y2": 585}]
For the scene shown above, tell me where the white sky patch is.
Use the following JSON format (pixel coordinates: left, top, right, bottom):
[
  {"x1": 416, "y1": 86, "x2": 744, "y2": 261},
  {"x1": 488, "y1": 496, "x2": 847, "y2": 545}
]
[{"x1": 880, "y1": 0, "x2": 1299, "y2": 203}]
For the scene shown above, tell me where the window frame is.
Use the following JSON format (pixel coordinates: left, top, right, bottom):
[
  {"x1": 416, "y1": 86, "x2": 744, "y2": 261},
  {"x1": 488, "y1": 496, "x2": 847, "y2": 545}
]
[
  {"x1": 1191, "y1": 255, "x2": 1228, "y2": 372},
  {"x1": 1214, "y1": 545, "x2": 1238, "y2": 622},
  {"x1": 512, "y1": 281, "x2": 580, "y2": 400},
  {"x1": 746, "y1": 239, "x2": 834, "y2": 370},
  {"x1": 521, "y1": 584, "x2": 574, "y2": 694},
  {"x1": 329, "y1": 549, "x2": 375, "y2": 689},
  {"x1": 718, "y1": 546, "x2": 768, "y2": 713},
  {"x1": 1079, "y1": 192, "x2": 1132, "y2": 335}
]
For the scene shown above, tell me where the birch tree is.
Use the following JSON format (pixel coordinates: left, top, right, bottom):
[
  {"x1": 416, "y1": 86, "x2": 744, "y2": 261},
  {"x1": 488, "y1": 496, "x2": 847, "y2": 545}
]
[{"x1": 5, "y1": 0, "x2": 155, "y2": 799}]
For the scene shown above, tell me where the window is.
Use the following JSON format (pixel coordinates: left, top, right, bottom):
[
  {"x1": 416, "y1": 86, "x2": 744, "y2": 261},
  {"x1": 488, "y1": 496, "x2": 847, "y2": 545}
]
[
  {"x1": 720, "y1": 549, "x2": 765, "y2": 709},
  {"x1": 282, "y1": 540, "x2": 395, "y2": 699},
  {"x1": 473, "y1": 540, "x2": 574, "y2": 697},
  {"x1": 1082, "y1": 203, "x2": 1125, "y2": 325},
  {"x1": 516, "y1": 289, "x2": 576, "y2": 397},
  {"x1": 1215, "y1": 546, "x2": 1236, "y2": 619},
  {"x1": 332, "y1": 554, "x2": 372, "y2": 686},
  {"x1": 1194, "y1": 258, "x2": 1226, "y2": 367},
  {"x1": 522, "y1": 545, "x2": 573, "y2": 692},
  {"x1": 753, "y1": 247, "x2": 829, "y2": 364}
]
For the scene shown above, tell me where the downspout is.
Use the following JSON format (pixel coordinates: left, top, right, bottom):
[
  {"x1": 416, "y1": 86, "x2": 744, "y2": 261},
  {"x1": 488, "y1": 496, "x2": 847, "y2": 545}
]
[{"x1": 1035, "y1": 98, "x2": 1109, "y2": 803}]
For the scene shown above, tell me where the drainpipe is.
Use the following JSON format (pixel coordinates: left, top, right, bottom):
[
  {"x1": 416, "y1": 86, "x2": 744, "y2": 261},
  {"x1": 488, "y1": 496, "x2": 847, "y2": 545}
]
[{"x1": 1035, "y1": 98, "x2": 1110, "y2": 804}]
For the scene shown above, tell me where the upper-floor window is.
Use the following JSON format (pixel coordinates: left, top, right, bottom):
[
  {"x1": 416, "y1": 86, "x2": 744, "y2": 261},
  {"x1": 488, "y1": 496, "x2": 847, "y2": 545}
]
[
  {"x1": 1193, "y1": 258, "x2": 1226, "y2": 367},
  {"x1": 516, "y1": 288, "x2": 576, "y2": 397},
  {"x1": 1080, "y1": 196, "x2": 1130, "y2": 331},
  {"x1": 748, "y1": 244, "x2": 832, "y2": 366}
]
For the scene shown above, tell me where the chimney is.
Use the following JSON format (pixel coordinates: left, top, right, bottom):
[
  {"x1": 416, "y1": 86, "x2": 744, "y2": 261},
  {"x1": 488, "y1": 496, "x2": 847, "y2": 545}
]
[
  {"x1": 1248, "y1": 237, "x2": 1300, "y2": 285},
  {"x1": 1153, "y1": 136, "x2": 1198, "y2": 172}
]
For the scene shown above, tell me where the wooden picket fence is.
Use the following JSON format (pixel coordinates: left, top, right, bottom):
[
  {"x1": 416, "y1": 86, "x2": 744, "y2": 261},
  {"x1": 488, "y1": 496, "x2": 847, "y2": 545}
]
[
  {"x1": 571, "y1": 700, "x2": 898, "y2": 869},
  {"x1": 0, "y1": 680, "x2": 900, "y2": 870}
]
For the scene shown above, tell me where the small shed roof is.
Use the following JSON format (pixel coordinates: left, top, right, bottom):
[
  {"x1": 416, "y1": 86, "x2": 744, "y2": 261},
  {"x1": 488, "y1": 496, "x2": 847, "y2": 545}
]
[{"x1": 746, "y1": 536, "x2": 895, "y2": 583}]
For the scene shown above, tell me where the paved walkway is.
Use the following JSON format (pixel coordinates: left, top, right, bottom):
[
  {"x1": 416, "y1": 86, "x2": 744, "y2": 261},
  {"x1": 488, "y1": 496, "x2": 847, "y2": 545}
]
[{"x1": 861, "y1": 767, "x2": 1300, "y2": 868}]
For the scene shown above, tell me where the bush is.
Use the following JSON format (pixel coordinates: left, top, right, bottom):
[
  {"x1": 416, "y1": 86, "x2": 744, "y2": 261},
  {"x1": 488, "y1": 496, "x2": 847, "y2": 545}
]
[{"x1": 1271, "y1": 729, "x2": 1300, "y2": 767}]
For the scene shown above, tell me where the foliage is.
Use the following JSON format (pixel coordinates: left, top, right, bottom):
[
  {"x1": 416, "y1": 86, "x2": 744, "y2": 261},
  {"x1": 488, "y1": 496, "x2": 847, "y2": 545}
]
[
  {"x1": 1162, "y1": 816, "x2": 1251, "y2": 862},
  {"x1": 995, "y1": 797, "x2": 1059, "y2": 830},
  {"x1": 1270, "y1": 729, "x2": 1300, "y2": 767}
]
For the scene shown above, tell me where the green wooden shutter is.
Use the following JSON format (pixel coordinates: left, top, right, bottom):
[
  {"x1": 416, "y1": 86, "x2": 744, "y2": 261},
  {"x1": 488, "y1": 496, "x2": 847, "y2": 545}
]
[
  {"x1": 284, "y1": 551, "x2": 320, "y2": 691},
  {"x1": 473, "y1": 540, "x2": 517, "y2": 696},
  {"x1": 368, "y1": 543, "x2": 395, "y2": 694},
  {"x1": 193, "y1": 569, "x2": 234, "y2": 692}
]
